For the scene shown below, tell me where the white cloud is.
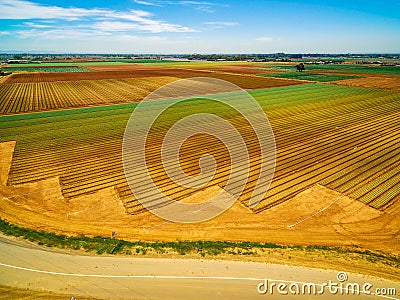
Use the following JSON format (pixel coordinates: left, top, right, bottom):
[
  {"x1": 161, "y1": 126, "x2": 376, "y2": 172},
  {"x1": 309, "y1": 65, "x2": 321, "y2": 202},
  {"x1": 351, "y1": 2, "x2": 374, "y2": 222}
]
[
  {"x1": 195, "y1": 6, "x2": 215, "y2": 13},
  {"x1": 203, "y1": 21, "x2": 239, "y2": 30},
  {"x1": 204, "y1": 22, "x2": 239, "y2": 26},
  {"x1": 133, "y1": 0, "x2": 162, "y2": 6},
  {"x1": 0, "y1": 0, "x2": 106, "y2": 20},
  {"x1": 23, "y1": 22, "x2": 53, "y2": 29},
  {"x1": 15, "y1": 29, "x2": 108, "y2": 40},
  {"x1": 14, "y1": 28, "x2": 174, "y2": 42},
  {"x1": 0, "y1": 0, "x2": 196, "y2": 35},
  {"x1": 93, "y1": 21, "x2": 196, "y2": 33},
  {"x1": 93, "y1": 9, "x2": 197, "y2": 33},
  {"x1": 105, "y1": 10, "x2": 158, "y2": 25},
  {"x1": 256, "y1": 37, "x2": 273, "y2": 42},
  {"x1": 165, "y1": 1, "x2": 228, "y2": 13}
]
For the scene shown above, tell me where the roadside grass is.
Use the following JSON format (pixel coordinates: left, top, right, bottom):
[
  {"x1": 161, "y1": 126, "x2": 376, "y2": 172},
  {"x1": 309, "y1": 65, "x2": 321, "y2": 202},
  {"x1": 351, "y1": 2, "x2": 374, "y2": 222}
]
[
  {"x1": 0, "y1": 218, "x2": 282, "y2": 256},
  {"x1": 258, "y1": 72, "x2": 361, "y2": 82},
  {"x1": 1, "y1": 218, "x2": 399, "y2": 270}
]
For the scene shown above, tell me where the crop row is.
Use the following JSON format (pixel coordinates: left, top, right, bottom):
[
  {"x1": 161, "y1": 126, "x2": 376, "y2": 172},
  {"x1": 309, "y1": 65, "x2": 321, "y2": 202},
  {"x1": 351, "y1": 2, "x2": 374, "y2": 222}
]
[
  {"x1": 2, "y1": 84, "x2": 399, "y2": 213},
  {"x1": 3, "y1": 68, "x2": 305, "y2": 89},
  {"x1": 0, "y1": 76, "x2": 306, "y2": 115},
  {"x1": 0, "y1": 77, "x2": 179, "y2": 114},
  {"x1": 335, "y1": 76, "x2": 400, "y2": 92}
]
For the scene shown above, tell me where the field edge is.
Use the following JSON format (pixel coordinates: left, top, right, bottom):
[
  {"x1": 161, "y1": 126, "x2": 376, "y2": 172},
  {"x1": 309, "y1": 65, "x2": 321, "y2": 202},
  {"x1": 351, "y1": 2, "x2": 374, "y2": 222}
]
[{"x1": 0, "y1": 220, "x2": 399, "y2": 283}]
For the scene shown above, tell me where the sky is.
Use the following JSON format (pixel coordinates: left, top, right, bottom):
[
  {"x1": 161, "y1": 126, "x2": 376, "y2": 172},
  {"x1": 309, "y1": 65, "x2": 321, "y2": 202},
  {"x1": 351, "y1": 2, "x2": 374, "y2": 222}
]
[{"x1": 0, "y1": 0, "x2": 399, "y2": 54}]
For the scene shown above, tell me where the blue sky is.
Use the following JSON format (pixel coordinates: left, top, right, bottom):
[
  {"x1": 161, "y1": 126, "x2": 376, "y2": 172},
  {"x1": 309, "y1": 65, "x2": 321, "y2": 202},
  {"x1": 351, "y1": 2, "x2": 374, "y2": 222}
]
[{"x1": 0, "y1": 0, "x2": 399, "y2": 53}]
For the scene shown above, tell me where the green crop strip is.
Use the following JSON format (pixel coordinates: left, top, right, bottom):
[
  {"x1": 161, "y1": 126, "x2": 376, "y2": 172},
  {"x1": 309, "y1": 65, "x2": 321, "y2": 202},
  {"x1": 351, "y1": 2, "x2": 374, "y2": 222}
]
[
  {"x1": 1, "y1": 62, "x2": 127, "y2": 67},
  {"x1": 258, "y1": 72, "x2": 361, "y2": 82},
  {"x1": 259, "y1": 64, "x2": 400, "y2": 75},
  {"x1": 1, "y1": 67, "x2": 91, "y2": 73}
]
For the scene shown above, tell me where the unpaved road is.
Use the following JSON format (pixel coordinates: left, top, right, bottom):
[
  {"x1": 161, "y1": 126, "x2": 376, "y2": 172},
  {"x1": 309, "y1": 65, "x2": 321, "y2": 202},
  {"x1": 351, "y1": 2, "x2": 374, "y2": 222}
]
[{"x1": 0, "y1": 237, "x2": 398, "y2": 300}]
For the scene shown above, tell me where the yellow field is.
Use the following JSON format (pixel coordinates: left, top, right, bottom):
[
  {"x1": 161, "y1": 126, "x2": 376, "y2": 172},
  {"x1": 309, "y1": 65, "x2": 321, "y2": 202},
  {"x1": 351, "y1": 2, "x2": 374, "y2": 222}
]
[{"x1": 0, "y1": 76, "x2": 179, "y2": 113}]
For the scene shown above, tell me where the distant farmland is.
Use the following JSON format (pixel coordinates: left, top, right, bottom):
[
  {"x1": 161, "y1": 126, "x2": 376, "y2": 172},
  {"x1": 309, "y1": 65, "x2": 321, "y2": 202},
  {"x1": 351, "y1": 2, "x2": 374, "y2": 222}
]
[{"x1": 0, "y1": 65, "x2": 304, "y2": 114}]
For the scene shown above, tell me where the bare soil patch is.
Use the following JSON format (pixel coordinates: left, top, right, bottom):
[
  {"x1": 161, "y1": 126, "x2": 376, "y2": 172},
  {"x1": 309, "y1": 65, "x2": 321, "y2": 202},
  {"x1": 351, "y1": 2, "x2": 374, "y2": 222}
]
[{"x1": 0, "y1": 142, "x2": 398, "y2": 257}]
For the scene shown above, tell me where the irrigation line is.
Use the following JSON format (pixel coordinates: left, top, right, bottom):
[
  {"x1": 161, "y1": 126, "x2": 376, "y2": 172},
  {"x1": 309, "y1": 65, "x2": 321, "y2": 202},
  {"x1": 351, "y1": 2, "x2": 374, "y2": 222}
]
[{"x1": 287, "y1": 193, "x2": 346, "y2": 229}]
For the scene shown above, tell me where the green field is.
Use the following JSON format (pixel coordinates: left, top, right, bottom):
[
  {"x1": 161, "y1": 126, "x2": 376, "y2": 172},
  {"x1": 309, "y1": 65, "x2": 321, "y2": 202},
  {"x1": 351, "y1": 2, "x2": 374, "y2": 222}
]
[
  {"x1": 1, "y1": 66, "x2": 90, "y2": 73},
  {"x1": 1, "y1": 61, "x2": 125, "y2": 67},
  {"x1": 1, "y1": 83, "x2": 399, "y2": 212},
  {"x1": 1, "y1": 60, "x2": 178, "y2": 68},
  {"x1": 115, "y1": 59, "x2": 181, "y2": 63},
  {"x1": 260, "y1": 64, "x2": 400, "y2": 75},
  {"x1": 258, "y1": 72, "x2": 360, "y2": 82}
]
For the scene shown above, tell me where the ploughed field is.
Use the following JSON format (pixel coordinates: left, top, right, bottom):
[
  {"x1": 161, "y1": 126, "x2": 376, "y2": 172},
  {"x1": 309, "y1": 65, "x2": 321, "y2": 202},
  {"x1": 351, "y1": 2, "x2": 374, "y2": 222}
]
[
  {"x1": 1, "y1": 80, "x2": 399, "y2": 214},
  {"x1": 0, "y1": 77, "x2": 179, "y2": 113},
  {"x1": 0, "y1": 64, "x2": 304, "y2": 114}
]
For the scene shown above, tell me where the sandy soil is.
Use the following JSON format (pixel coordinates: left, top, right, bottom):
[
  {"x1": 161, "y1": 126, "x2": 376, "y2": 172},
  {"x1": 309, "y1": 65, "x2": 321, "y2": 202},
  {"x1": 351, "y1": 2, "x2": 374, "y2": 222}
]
[{"x1": 1, "y1": 141, "x2": 399, "y2": 258}]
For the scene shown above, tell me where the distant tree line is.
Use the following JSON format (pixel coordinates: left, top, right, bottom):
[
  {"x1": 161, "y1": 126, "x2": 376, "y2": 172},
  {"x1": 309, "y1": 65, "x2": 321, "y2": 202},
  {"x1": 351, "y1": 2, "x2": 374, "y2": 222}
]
[{"x1": 1, "y1": 53, "x2": 398, "y2": 63}]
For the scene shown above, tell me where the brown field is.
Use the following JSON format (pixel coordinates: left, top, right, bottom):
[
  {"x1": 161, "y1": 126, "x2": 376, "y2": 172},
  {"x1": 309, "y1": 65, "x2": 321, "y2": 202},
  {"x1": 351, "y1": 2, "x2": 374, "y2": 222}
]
[
  {"x1": 334, "y1": 76, "x2": 400, "y2": 91},
  {"x1": 174, "y1": 64, "x2": 280, "y2": 75},
  {"x1": 84, "y1": 63, "x2": 161, "y2": 72},
  {"x1": 0, "y1": 64, "x2": 305, "y2": 114},
  {"x1": 0, "y1": 75, "x2": 11, "y2": 84},
  {"x1": 4, "y1": 65, "x2": 294, "y2": 85},
  {"x1": 0, "y1": 76, "x2": 180, "y2": 114},
  {"x1": 3, "y1": 68, "x2": 199, "y2": 83}
]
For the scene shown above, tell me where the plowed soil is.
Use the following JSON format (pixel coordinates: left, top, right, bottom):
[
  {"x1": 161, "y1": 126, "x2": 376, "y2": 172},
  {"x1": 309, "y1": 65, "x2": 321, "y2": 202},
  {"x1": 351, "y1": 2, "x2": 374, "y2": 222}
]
[
  {"x1": 178, "y1": 64, "x2": 280, "y2": 75},
  {"x1": 4, "y1": 65, "x2": 305, "y2": 90}
]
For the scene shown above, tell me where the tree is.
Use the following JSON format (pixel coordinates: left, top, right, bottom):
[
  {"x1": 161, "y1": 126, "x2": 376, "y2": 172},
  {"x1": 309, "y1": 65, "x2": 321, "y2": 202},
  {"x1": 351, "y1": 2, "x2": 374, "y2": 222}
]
[{"x1": 296, "y1": 63, "x2": 305, "y2": 72}]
